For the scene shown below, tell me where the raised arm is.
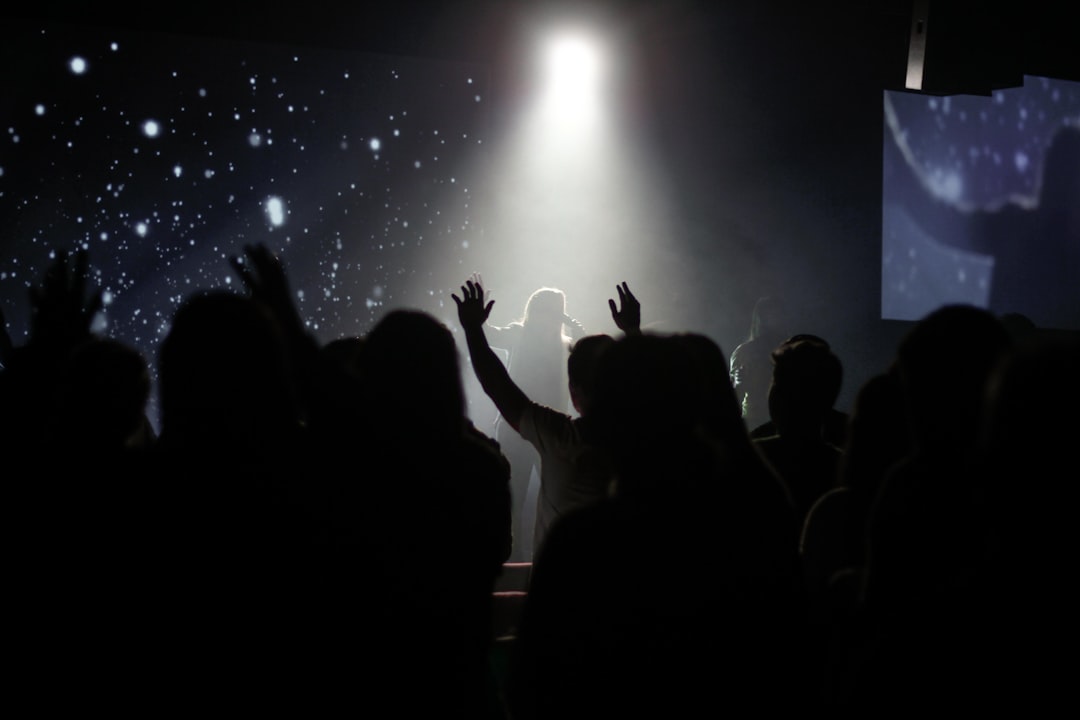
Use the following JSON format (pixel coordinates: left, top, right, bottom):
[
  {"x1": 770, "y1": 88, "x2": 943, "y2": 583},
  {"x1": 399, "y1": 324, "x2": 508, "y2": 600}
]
[
  {"x1": 228, "y1": 242, "x2": 320, "y2": 412},
  {"x1": 27, "y1": 248, "x2": 104, "y2": 357},
  {"x1": 608, "y1": 281, "x2": 642, "y2": 336},
  {"x1": 228, "y1": 243, "x2": 310, "y2": 345},
  {"x1": 459, "y1": 273, "x2": 519, "y2": 351},
  {"x1": 453, "y1": 278, "x2": 530, "y2": 433}
]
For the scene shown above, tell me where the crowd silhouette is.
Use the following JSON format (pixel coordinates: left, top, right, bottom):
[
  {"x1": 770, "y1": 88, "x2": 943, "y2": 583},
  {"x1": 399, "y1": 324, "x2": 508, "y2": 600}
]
[{"x1": 2, "y1": 242, "x2": 1078, "y2": 715}]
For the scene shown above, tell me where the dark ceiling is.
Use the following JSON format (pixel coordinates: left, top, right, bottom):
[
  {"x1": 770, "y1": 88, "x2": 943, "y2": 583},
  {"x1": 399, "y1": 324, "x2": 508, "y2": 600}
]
[{"x1": 5, "y1": 1, "x2": 1078, "y2": 91}]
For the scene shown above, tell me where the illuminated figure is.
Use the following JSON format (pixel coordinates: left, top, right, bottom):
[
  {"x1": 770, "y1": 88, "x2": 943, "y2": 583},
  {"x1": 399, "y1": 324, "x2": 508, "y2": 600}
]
[{"x1": 474, "y1": 282, "x2": 586, "y2": 561}]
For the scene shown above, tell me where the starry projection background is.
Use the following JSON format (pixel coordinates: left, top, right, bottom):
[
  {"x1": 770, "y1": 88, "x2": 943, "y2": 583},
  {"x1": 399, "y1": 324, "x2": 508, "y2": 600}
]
[{"x1": 1, "y1": 18, "x2": 492, "y2": 411}]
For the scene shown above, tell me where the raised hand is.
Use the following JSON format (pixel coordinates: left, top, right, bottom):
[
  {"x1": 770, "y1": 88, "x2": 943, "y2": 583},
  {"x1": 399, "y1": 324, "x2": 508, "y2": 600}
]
[
  {"x1": 28, "y1": 249, "x2": 104, "y2": 353},
  {"x1": 228, "y1": 242, "x2": 319, "y2": 412},
  {"x1": 229, "y1": 243, "x2": 305, "y2": 336},
  {"x1": 452, "y1": 278, "x2": 494, "y2": 331},
  {"x1": 608, "y1": 281, "x2": 641, "y2": 335}
]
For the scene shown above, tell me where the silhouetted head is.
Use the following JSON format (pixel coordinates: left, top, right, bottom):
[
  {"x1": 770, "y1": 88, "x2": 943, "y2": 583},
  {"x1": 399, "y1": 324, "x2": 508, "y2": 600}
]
[
  {"x1": 158, "y1": 290, "x2": 298, "y2": 447},
  {"x1": 782, "y1": 333, "x2": 830, "y2": 347},
  {"x1": 839, "y1": 367, "x2": 911, "y2": 493},
  {"x1": 673, "y1": 332, "x2": 747, "y2": 445},
  {"x1": 980, "y1": 334, "x2": 1080, "y2": 460},
  {"x1": 767, "y1": 336, "x2": 843, "y2": 436},
  {"x1": 998, "y1": 312, "x2": 1038, "y2": 343},
  {"x1": 566, "y1": 333, "x2": 615, "y2": 415},
  {"x1": 362, "y1": 309, "x2": 465, "y2": 438},
  {"x1": 590, "y1": 333, "x2": 715, "y2": 492},
  {"x1": 522, "y1": 287, "x2": 567, "y2": 329},
  {"x1": 896, "y1": 304, "x2": 1013, "y2": 453},
  {"x1": 749, "y1": 295, "x2": 786, "y2": 341},
  {"x1": 308, "y1": 335, "x2": 366, "y2": 436},
  {"x1": 57, "y1": 336, "x2": 151, "y2": 449}
]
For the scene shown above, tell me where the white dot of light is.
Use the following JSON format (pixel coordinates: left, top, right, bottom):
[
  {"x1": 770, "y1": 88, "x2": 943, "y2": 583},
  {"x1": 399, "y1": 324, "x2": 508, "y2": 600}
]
[
  {"x1": 35, "y1": 104, "x2": 46, "y2": 116},
  {"x1": 69, "y1": 56, "x2": 88, "y2": 74},
  {"x1": 142, "y1": 120, "x2": 160, "y2": 137},
  {"x1": 173, "y1": 165, "x2": 183, "y2": 178},
  {"x1": 370, "y1": 137, "x2": 381, "y2": 151},
  {"x1": 1014, "y1": 150, "x2": 1030, "y2": 173},
  {"x1": 265, "y1": 196, "x2": 286, "y2": 227},
  {"x1": 249, "y1": 132, "x2": 262, "y2": 147},
  {"x1": 135, "y1": 222, "x2": 148, "y2": 237}
]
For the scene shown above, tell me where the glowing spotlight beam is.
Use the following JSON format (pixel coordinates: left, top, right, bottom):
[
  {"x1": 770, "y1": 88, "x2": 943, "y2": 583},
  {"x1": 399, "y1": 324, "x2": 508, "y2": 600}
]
[{"x1": 538, "y1": 31, "x2": 607, "y2": 126}]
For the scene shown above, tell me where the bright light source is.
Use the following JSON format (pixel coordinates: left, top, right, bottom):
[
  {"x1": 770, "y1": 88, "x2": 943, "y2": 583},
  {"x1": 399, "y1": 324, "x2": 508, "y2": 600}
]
[
  {"x1": 538, "y1": 30, "x2": 606, "y2": 126},
  {"x1": 484, "y1": 16, "x2": 669, "y2": 340},
  {"x1": 546, "y1": 34, "x2": 602, "y2": 95}
]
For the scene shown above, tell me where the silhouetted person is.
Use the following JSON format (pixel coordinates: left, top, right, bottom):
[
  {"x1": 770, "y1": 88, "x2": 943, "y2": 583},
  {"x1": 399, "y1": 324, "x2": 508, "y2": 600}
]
[
  {"x1": 228, "y1": 243, "x2": 322, "y2": 423},
  {"x1": 156, "y1": 291, "x2": 302, "y2": 455},
  {"x1": 54, "y1": 335, "x2": 155, "y2": 453},
  {"x1": 4, "y1": 247, "x2": 319, "y2": 711},
  {"x1": 845, "y1": 304, "x2": 1014, "y2": 709},
  {"x1": 506, "y1": 332, "x2": 812, "y2": 719},
  {"x1": 154, "y1": 288, "x2": 316, "y2": 690},
  {"x1": 730, "y1": 295, "x2": 792, "y2": 433},
  {"x1": 962, "y1": 332, "x2": 1080, "y2": 708},
  {"x1": 0, "y1": 248, "x2": 105, "y2": 455},
  {"x1": 887, "y1": 120, "x2": 1080, "y2": 329},
  {"x1": 454, "y1": 279, "x2": 640, "y2": 560},
  {"x1": 318, "y1": 308, "x2": 512, "y2": 718},
  {"x1": 749, "y1": 333, "x2": 850, "y2": 448},
  {"x1": 800, "y1": 366, "x2": 910, "y2": 610},
  {"x1": 133, "y1": 243, "x2": 336, "y2": 712},
  {"x1": 4, "y1": 250, "x2": 165, "y2": 712},
  {"x1": 479, "y1": 281, "x2": 587, "y2": 561},
  {"x1": 305, "y1": 337, "x2": 363, "y2": 430},
  {"x1": 798, "y1": 366, "x2": 911, "y2": 705},
  {"x1": 754, "y1": 335, "x2": 846, "y2": 526}
]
